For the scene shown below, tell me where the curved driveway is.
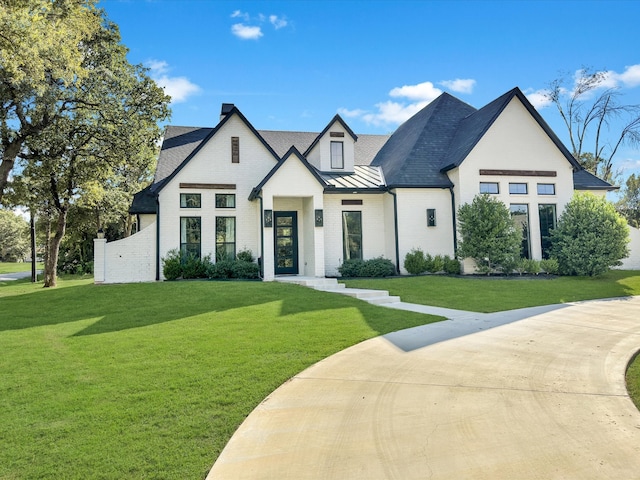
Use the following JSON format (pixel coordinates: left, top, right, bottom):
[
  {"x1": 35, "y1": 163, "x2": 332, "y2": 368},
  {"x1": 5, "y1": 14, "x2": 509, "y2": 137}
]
[{"x1": 208, "y1": 297, "x2": 640, "y2": 479}]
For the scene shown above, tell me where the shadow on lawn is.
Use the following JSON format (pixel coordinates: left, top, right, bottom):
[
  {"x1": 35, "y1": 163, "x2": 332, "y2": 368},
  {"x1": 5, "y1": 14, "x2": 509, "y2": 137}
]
[{"x1": 0, "y1": 280, "x2": 436, "y2": 338}]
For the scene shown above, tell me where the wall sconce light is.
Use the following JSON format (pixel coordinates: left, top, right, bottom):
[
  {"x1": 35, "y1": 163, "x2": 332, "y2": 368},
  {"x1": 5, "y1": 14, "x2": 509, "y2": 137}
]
[
  {"x1": 315, "y1": 209, "x2": 323, "y2": 227},
  {"x1": 264, "y1": 209, "x2": 273, "y2": 228},
  {"x1": 427, "y1": 209, "x2": 436, "y2": 227}
]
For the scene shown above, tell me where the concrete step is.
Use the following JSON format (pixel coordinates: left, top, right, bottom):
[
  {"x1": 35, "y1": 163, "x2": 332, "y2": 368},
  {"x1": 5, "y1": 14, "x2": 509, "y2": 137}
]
[{"x1": 366, "y1": 296, "x2": 402, "y2": 305}]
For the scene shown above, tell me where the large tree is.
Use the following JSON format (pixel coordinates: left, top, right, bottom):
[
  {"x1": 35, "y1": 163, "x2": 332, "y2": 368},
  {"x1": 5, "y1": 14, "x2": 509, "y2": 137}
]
[
  {"x1": 9, "y1": 10, "x2": 170, "y2": 287},
  {"x1": 456, "y1": 194, "x2": 522, "y2": 274},
  {"x1": 0, "y1": 0, "x2": 102, "y2": 203},
  {"x1": 544, "y1": 68, "x2": 640, "y2": 183},
  {"x1": 551, "y1": 193, "x2": 629, "y2": 276},
  {"x1": 617, "y1": 173, "x2": 640, "y2": 228},
  {"x1": 0, "y1": 208, "x2": 29, "y2": 262}
]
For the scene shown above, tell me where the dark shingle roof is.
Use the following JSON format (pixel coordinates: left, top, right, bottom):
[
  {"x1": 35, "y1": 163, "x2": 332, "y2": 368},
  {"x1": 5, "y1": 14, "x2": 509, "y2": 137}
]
[
  {"x1": 573, "y1": 169, "x2": 618, "y2": 191},
  {"x1": 371, "y1": 93, "x2": 476, "y2": 187}
]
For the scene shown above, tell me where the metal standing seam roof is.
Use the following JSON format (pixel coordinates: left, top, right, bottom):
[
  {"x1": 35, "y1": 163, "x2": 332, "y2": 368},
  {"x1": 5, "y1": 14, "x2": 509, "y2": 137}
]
[{"x1": 320, "y1": 165, "x2": 386, "y2": 190}]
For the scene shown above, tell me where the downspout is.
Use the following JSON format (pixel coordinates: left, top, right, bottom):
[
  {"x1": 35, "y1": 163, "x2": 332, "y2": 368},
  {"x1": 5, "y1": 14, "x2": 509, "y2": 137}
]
[
  {"x1": 155, "y1": 197, "x2": 161, "y2": 281},
  {"x1": 257, "y1": 192, "x2": 264, "y2": 279},
  {"x1": 449, "y1": 186, "x2": 458, "y2": 254},
  {"x1": 388, "y1": 189, "x2": 400, "y2": 274}
]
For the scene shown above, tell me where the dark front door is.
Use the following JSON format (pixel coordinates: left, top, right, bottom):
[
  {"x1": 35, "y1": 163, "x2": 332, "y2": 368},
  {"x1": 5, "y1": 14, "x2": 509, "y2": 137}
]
[{"x1": 274, "y1": 211, "x2": 298, "y2": 275}]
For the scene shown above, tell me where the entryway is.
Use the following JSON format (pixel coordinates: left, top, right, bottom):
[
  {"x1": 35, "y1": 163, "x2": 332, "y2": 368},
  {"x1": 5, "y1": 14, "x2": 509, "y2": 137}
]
[{"x1": 274, "y1": 211, "x2": 298, "y2": 275}]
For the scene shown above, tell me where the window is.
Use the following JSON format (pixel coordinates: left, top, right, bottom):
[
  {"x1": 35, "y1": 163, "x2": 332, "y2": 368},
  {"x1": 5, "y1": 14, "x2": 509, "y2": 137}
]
[
  {"x1": 215, "y1": 193, "x2": 236, "y2": 208},
  {"x1": 510, "y1": 204, "x2": 531, "y2": 259},
  {"x1": 479, "y1": 182, "x2": 499, "y2": 194},
  {"x1": 537, "y1": 183, "x2": 556, "y2": 195},
  {"x1": 180, "y1": 217, "x2": 201, "y2": 258},
  {"x1": 342, "y1": 211, "x2": 362, "y2": 261},
  {"x1": 180, "y1": 193, "x2": 201, "y2": 208},
  {"x1": 216, "y1": 217, "x2": 236, "y2": 261},
  {"x1": 231, "y1": 136, "x2": 239, "y2": 163},
  {"x1": 538, "y1": 204, "x2": 557, "y2": 259},
  {"x1": 331, "y1": 141, "x2": 344, "y2": 169},
  {"x1": 509, "y1": 183, "x2": 528, "y2": 194}
]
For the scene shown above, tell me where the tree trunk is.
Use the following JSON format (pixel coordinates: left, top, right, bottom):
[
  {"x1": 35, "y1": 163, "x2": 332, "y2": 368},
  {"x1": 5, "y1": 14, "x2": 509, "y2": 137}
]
[
  {"x1": 43, "y1": 209, "x2": 68, "y2": 288},
  {"x1": 0, "y1": 142, "x2": 21, "y2": 204}
]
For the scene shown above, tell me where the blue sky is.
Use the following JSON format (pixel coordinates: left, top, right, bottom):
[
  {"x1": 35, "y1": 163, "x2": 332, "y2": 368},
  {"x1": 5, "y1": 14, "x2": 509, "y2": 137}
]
[{"x1": 100, "y1": 0, "x2": 640, "y2": 177}]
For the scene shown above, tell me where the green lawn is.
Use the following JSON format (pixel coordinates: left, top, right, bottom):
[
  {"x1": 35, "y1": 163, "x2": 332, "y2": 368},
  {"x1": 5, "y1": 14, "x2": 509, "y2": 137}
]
[
  {"x1": 628, "y1": 355, "x2": 640, "y2": 411},
  {"x1": 342, "y1": 270, "x2": 640, "y2": 312},
  {"x1": 0, "y1": 278, "x2": 440, "y2": 480},
  {"x1": 0, "y1": 261, "x2": 43, "y2": 274}
]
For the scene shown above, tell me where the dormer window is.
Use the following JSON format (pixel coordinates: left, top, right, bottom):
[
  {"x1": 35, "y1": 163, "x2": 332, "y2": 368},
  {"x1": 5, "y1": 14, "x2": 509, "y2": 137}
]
[{"x1": 331, "y1": 141, "x2": 344, "y2": 169}]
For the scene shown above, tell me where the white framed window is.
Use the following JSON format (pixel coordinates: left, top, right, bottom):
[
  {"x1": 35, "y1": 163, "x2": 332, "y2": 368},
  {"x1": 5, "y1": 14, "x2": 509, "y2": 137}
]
[{"x1": 331, "y1": 141, "x2": 344, "y2": 169}]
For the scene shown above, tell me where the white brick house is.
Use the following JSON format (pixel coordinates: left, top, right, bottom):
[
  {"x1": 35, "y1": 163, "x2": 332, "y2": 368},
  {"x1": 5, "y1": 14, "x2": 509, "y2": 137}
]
[{"x1": 94, "y1": 87, "x2": 627, "y2": 284}]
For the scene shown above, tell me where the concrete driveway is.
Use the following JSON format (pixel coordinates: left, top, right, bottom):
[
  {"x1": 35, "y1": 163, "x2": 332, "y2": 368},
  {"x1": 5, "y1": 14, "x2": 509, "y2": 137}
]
[{"x1": 208, "y1": 297, "x2": 640, "y2": 479}]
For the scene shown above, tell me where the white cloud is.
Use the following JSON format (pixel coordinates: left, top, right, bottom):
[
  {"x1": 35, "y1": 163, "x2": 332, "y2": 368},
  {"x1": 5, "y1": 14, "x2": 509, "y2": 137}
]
[
  {"x1": 337, "y1": 107, "x2": 367, "y2": 118},
  {"x1": 361, "y1": 100, "x2": 431, "y2": 127},
  {"x1": 231, "y1": 23, "x2": 263, "y2": 40},
  {"x1": 147, "y1": 60, "x2": 200, "y2": 103},
  {"x1": 389, "y1": 81, "x2": 442, "y2": 102},
  {"x1": 231, "y1": 10, "x2": 250, "y2": 21},
  {"x1": 269, "y1": 14, "x2": 288, "y2": 29},
  {"x1": 525, "y1": 88, "x2": 553, "y2": 109},
  {"x1": 439, "y1": 78, "x2": 476, "y2": 94}
]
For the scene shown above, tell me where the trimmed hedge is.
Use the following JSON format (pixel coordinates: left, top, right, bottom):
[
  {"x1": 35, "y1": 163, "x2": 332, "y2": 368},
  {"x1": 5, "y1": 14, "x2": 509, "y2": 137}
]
[{"x1": 338, "y1": 257, "x2": 396, "y2": 278}]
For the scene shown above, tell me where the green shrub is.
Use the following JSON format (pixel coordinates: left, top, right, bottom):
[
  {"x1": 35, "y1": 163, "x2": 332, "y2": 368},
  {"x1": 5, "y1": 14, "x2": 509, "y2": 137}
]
[
  {"x1": 339, "y1": 257, "x2": 396, "y2": 278},
  {"x1": 236, "y1": 249, "x2": 254, "y2": 263},
  {"x1": 207, "y1": 259, "x2": 234, "y2": 279},
  {"x1": 338, "y1": 259, "x2": 365, "y2": 277},
  {"x1": 500, "y1": 256, "x2": 520, "y2": 275},
  {"x1": 182, "y1": 254, "x2": 209, "y2": 279},
  {"x1": 443, "y1": 255, "x2": 461, "y2": 275},
  {"x1": 404, "y1": 248, "x2": 427, "y2": 274},
  {"x1": 360, "y1": 257, "x2": 396, "y2": 277},
  {"x1": 162, "y1": 249, "x2": 183, "y2": 280},
  {"x1": 424, "y1": 253, "x2": 435, "y2": 273},
  {"x1": 231, "y1": 260, "x2": 260, "y2": 279},
  {"x1": 431, "y1": 254, "x2": 445, "y2": 273},
  {"x1": 540, "y1": 258, "x2": 559, "y2": 275},
  {"x1": 524, "y1": 259, "x2": 541, "y2": 275}
]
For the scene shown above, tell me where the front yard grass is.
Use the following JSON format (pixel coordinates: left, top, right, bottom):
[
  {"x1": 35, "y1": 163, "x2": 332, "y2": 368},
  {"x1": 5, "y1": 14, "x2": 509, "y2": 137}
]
[
  {"x1": 0, "y1": 278, "x2": 440, "y2": 480},
  {"x1": 342, "y1": 270, "x2": 640, "y2": 312},
  {"x1": 0, "y1": 261, "x2": 43, "y2": 274}
]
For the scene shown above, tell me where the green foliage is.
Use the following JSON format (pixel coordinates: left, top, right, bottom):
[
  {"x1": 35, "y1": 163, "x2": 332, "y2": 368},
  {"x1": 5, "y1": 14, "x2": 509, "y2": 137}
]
[
  {"x1": 540, "y1": 258, "x2": 559, "y2": 275},
  {"x1": 339, "y1": 257, "x2": 396, "y2": 278},
  {"x1": 457, "y1": 194, "x2": 521, "y2": 274},
  {"x1": 617, "y1": 173, "x2": 640, "y2": 228},
  {"x1": 231, "y1": 260, "x2": 260, "y2": 279},
  {"x1": 443, "y1": 255, "x2": 461, "y2": 275},
  {"x1": 162, "y1": 249, "x2": 183, "y2": 281},
  {"x1": 0, "y1": 210, "x2": 29, "y2": 262},
  {"x1": 182, "y1": 254, "x2": 210, "y2": 279},
  {"x1": 404, "y1": 248, "x2": 427, "y2": 274},
  {"x1": 431, "y1": 254, "x2": 445, "y2": 273},
  {"x1": 551, "y1": 193, "x2": 630, "y2": 276},
  {"x1": 523, "y1": 259, "x2": 541, "y2": 275},
  {"x1": 236, "y1": 248, "x2": 255, "y2": 263}
]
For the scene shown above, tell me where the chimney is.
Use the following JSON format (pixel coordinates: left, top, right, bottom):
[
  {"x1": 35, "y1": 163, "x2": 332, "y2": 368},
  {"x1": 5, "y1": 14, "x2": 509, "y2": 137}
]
[{"x1": 220, "y1": 103, "x2": 235, "y2": 122}]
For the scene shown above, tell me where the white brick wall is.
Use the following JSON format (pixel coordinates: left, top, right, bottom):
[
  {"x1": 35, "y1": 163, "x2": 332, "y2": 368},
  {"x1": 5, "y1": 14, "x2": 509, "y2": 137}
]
[
  {"x1": 95, "y1": 222, "x2": 157, "y2": 283},
  {"x1": 619, "y1": 226, "x2": 640, "y2": 270}
]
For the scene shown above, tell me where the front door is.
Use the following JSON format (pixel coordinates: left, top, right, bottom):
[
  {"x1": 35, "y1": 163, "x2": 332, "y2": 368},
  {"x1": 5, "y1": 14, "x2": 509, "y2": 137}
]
[{"x1": 274, "y1": 211, "x2": 298, "y2": 275}]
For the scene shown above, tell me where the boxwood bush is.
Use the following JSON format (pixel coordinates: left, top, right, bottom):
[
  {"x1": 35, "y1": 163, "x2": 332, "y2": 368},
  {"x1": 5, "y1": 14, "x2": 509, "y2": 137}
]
[{"x1": 339, "y1": 257, "x2": 396, "y2": 278}]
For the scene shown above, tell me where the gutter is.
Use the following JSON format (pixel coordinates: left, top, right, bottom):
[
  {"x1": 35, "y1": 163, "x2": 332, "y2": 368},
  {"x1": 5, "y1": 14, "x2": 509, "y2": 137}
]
[
  {"x1": 387, "y1": 189, "x2": 401, "y2": 274},
  {"x1": 449, "y1": 186, "x2": 458, "y2": 254},
  {"x1": 257, "y1": 192, "x2": 264, "y2": 279},
  {"x1": 155, "y1": 197, "x2": 161, "y2": 281}
]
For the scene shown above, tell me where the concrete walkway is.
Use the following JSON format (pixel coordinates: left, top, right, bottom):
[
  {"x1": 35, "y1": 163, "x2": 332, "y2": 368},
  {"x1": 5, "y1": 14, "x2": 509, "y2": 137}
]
[
  {"x1": 207, "y1": 295, "x2": 640, "y2": 479},
  {"x1": 0, "y1": 270, "x2": 34, "y2": 281}
]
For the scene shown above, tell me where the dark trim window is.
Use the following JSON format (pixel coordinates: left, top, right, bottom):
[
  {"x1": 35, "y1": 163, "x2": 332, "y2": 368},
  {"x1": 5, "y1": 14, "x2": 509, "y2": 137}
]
[
  {"x1": 180, "y1": 193, "x2": 201, "y2": 208},
  {"x1": 479, "y1": 182, "x2": 499, "y2": 194},
  {"x1": 539, "y1": 204, "x2": 557, "y2": 259},
  {"x1": 510, "y1": 204, "x2": 530, "y2": 259},
  {"x1": 215, "y1": 193, "x2": 236, "y2": 208},
  {"x1": 231, "y1": 136, "x2": 239, "y2": 163},
  {"x1": 537, "y1": 183, "x2": 556, "y2": 195},
  {"x1": 331, "y1": 141, "x2": 344, "y2": 169},
  {"x1": 216, "y1": 216, "x2": 236, "y2": 261},
  {"x1": 342, "y1": 211, "x2": 362, "y2": 261},
  {"x1": 180, "y1": 217, "x2": 201, "y2": 258},
  {"x1": 509, "y1": 183, "x2": 528, "y2": 194}
]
